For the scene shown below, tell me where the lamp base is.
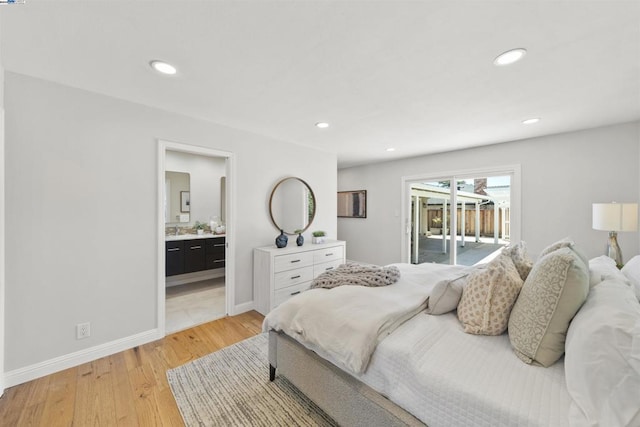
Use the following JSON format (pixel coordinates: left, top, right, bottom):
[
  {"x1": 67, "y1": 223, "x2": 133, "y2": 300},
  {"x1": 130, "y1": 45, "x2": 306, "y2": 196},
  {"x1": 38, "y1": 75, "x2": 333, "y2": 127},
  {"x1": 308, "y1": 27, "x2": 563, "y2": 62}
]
[{"x1": 605, "y1": 231, "x2": 624, "y2": 268}]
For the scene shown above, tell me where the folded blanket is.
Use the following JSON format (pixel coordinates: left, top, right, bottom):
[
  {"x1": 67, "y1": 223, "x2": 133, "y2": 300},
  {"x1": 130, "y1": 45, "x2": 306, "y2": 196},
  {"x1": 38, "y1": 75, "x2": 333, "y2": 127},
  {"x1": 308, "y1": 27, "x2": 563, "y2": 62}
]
[{"x1": 310, "y1": 264, "x2": 400, "y2": 289}]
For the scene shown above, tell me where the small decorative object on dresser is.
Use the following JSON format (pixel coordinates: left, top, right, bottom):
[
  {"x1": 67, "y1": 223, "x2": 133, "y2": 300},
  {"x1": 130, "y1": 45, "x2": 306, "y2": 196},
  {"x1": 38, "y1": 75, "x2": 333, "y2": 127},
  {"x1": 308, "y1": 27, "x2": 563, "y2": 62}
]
[
  {"x1": 194, "y1": 221, "x2": 206, "y2": 235},
  {"x1": 275, "y1": 230, "x2": 288, "y2": 248},
  {"x1": 311, "y1": 230, "x2": 326, "y2": 244},
  {"x1": 253, "y1": 240, "x2": 346, "y2": 315},
  {"x1": 295, "y1": 229, "x2": 304, "y2": 246}
]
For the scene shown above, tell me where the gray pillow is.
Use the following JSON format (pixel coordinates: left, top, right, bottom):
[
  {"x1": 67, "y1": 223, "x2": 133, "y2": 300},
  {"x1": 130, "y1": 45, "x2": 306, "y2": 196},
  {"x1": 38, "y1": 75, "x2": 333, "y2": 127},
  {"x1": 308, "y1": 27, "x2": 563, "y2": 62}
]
[
  {"x1": 502, "y1": 241, "x2": 533, "y2": 281},
  {"x1": 426, "y1": 276, "x2": 467, "y2": 315},
  {"x1": 508, "y1": 246, "x2": 589, "y2": 367},
  {"x1": 539, "y1": 237, "x2": 589, "y2": 270},
  {"x1": 426, "y1": 265, "x2": 487, "y2": 315}
]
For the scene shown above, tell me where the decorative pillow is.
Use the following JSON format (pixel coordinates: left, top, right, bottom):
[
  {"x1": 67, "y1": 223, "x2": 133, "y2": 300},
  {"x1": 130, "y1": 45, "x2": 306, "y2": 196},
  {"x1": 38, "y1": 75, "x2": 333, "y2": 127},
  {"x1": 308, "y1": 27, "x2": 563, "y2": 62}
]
[
  {"x1": 508, "y1": 246, "x2": 589, "y2": 367},
  {"x1": 565, "y1": 279, "x2": 640, "y2": 426},
  {"x1": 589, "y1": 255, "x2": 630, "y2": 288},
  {"x1": 539, "y1": 237, "x2": 589, "y2": 269},
  {"x1": 501, "y1": 241, "x2": 533, "y2": 281},
  {"x1": 457, "y1": 255, "x2": 524, "y2": 335},
  {"x1": 426, "y1": 275, "x2": 469, "y2": 315},
  {"x1": 621, "y1": 255, "x2": 640, "y2": 301}
]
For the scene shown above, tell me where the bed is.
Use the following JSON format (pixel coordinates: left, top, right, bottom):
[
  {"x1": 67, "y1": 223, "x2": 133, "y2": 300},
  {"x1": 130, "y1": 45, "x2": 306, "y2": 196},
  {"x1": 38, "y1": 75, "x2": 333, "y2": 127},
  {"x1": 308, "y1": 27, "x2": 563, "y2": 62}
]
[{"x1": 263, "y1": 239, "x2": 640, "y2": 427}]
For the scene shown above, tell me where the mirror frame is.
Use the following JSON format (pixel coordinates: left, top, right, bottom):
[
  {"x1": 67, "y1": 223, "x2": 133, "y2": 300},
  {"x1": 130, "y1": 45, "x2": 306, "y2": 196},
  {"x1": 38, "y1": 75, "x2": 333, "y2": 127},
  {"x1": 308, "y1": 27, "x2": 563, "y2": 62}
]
[{"x1": 269, "y1": 177, "x2": 316, "y2": 235}]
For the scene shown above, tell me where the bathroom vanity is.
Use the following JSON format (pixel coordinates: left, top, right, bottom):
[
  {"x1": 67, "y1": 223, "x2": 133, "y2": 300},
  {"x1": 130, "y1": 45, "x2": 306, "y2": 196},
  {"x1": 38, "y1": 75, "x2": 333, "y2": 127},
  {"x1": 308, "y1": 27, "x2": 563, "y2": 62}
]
[{"x1": 165, "y1": 234, "x2": 226, "y2": 277}]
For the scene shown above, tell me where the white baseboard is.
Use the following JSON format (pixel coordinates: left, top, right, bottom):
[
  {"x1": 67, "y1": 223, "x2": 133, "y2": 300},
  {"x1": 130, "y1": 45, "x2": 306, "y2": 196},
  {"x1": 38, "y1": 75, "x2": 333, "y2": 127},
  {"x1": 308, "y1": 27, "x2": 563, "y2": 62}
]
[
  {"x1": 4, "y1": 328, "x2": 163, "y2": 388},
  {"x1": 233, "y1": 300, "x2": 254, "y2": 315},
  {"x1": 165, "y1": 269, "x2": 224, "y2": 287},
  {"x1": 165, "y1": 268, "x2": 225, "y2": 288}
]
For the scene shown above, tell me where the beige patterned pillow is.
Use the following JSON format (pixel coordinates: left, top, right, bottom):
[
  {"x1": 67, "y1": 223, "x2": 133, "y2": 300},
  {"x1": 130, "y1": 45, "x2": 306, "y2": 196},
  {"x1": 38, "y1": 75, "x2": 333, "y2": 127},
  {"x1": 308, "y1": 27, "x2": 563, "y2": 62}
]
[
  {"x1": 502, "y1": 241, "x2": 533, "y2": 281},
  {"x1": 457, "y1": 255, "x2": 524, "y2": 335},
  {"x1": 508, "y1": 247, "x2": 589, "y2": 367}
]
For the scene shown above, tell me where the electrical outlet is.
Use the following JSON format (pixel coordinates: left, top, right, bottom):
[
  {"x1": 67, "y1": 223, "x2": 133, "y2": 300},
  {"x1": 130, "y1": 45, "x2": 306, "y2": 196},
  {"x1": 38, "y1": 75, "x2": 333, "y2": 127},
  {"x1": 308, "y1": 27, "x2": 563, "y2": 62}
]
[{"x1": 76, "y1": 322, "x2": 91, "y2": 339}]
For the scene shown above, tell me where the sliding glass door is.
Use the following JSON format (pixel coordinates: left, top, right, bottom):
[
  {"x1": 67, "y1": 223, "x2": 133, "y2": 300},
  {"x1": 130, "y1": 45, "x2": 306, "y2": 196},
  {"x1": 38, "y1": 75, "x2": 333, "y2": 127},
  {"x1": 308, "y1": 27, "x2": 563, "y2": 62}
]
[{"x1": 405, "y1": 167, "x2": 517, "y2": 266}]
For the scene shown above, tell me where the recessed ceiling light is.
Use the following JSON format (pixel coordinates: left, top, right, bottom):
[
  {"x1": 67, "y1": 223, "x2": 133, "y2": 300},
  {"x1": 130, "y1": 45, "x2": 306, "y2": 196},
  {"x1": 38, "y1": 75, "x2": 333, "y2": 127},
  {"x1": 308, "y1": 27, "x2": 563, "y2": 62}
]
[
  {"x1": 493, "y1": 48, "x2": 527, "y2": 66},
  {"x1": 386, "y1": 148, "x2": 396, "y2": 152},
  {"x1": 150, "y1": 60, "x2": 177, "y2": 75},
  {"x1": 315, "y1": 122, "x2": 330, "y2": 129},
  {"x1": 522, "y1": 117, "x2": 541, "y2": 125}
]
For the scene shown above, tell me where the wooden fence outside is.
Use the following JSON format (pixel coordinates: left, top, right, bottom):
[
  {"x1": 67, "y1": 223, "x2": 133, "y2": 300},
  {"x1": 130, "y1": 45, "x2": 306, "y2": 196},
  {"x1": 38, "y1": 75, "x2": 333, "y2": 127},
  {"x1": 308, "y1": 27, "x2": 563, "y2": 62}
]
[{"x1": 422, "y1": 207, "x2": 503, "y2": 237}]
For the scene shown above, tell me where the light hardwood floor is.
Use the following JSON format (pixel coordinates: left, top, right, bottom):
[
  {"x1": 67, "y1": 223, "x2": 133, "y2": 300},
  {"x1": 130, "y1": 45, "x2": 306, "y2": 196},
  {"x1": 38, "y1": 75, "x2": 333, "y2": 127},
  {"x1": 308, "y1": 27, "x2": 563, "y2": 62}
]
[{"x1": 0, "y1": 311, "x2": 264, "y2": 426}]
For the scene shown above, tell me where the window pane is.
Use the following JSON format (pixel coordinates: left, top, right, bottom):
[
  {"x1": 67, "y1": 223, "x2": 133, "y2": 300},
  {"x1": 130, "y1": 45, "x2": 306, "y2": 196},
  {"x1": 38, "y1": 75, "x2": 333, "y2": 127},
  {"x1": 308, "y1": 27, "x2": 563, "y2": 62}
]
[{"x1": 411, "y1": 180, "x2": 452, "y2": 264}]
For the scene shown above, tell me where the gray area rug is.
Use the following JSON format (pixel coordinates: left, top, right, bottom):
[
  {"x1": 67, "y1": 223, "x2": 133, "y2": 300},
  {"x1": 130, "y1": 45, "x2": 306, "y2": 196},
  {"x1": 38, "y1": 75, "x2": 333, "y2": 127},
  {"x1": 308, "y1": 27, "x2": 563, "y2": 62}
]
[{"x1": 167, "y1": 333, "x2": 337, "y2": 426}]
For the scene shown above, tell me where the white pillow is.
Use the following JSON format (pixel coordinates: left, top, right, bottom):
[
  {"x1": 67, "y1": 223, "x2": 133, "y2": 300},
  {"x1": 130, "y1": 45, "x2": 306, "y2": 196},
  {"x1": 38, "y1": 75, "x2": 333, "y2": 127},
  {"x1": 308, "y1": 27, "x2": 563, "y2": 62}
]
[
  {"x1": 565, "y1": 279, "x2": 640, "y2": 427},
  {"x1": 425, "y1": 276, "x2": 466, "y2": 315},
  {"x1": 589, "y1": 255, "x2": 629, "y2": 288},
  {"x1": 622, "y1": 255, "x2": 640, "y2": 301},
  {"x1": 425, "y1": 265, "x2": 486, "y2": 315}
]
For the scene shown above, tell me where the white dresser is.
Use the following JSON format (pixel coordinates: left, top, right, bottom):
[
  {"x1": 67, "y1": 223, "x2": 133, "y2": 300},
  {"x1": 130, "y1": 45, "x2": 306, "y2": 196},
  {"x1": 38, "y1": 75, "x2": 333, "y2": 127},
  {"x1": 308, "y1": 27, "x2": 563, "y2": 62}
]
[{"x1": 253, "y1": 240, "x2": 346, "y2": 315}]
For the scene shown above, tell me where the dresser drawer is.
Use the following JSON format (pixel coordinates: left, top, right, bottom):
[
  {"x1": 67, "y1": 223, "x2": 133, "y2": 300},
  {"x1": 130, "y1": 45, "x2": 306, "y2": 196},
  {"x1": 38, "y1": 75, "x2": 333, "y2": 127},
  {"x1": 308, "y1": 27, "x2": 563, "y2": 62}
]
[
  {"x1": 313, "y1": 246, "x2": 344, "y2": 264},
  {"x1": 314, "y1": 259, "x2": 342, "y2": 277},
  {"x1": 274, "y1": 282, "x2": 311, "y2": 307},
  {"x1": 274, "y1": 251, "x2": 314, "y2": 272},
  {"x1": 274, "y1": 266, "x2": 314, "y2": 290}
]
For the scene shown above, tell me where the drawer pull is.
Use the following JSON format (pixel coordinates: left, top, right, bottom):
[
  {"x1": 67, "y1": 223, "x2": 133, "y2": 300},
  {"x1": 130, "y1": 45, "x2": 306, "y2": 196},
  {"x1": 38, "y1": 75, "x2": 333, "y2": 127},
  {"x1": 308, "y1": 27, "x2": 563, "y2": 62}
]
[
  {"x1": 167, "y1": 248, "x2": 181, "y2": 252},
  {"x1": 213, "y1": 260, "x2": 225, "y2": 263},
  {"x1": 290, "y1": 259, "x2": 301, "y2": 263},
  {"x1": 290, "y1": 275, "x2": 301, "y2": 279},
  {"x1": 325, "y1": 253, "x2": 333, "y2": 257},
  {"x1": 214, "y1": 244, "x2": 225, "y2": 247},
  {"x1": 190, "y1": 245, "x2": 202, "y2": 250},
  {"x1": 290, "y1": 291, "x2": 301, "y2": 296}
]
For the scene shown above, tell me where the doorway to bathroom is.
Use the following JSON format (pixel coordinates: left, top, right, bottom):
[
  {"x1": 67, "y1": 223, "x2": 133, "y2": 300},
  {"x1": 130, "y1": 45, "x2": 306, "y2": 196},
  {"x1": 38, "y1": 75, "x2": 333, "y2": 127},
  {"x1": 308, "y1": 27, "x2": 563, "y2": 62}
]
[{"x1": 158, "y1": 140, "x2": 235, "y2": 335}]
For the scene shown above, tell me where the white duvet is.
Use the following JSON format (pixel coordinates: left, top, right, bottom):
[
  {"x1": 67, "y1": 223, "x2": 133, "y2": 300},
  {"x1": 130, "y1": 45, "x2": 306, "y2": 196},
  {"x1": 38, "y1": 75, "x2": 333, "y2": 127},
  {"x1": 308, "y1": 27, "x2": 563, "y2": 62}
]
[{"x1": 263, "y1": 262, "x2": 469, "y2": 374}]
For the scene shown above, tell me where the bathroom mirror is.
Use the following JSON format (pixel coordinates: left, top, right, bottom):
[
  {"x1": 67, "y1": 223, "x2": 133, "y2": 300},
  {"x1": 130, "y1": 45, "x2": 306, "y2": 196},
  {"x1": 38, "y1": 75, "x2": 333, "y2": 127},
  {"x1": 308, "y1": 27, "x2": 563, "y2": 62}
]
[
  {"x1": 269, "y1": 177, "x2": 316, "y2": 234},
  {"x1": 165, "y1": 171, "x2": 190, "y2": 223}
]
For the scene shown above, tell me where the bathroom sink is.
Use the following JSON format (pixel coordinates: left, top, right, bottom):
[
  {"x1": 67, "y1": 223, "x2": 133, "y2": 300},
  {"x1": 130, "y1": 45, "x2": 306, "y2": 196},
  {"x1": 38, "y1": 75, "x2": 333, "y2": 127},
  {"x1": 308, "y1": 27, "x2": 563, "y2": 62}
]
[{"x1": 165, "y1": 233, "x2": 213, "y2": 241}]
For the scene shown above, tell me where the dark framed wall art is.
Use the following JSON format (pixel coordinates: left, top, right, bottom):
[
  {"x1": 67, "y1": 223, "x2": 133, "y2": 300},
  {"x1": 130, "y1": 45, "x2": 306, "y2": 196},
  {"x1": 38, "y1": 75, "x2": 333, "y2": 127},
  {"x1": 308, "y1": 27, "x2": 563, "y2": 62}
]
[
  {"x1": 180, "y1": 191, "x2": 190, "y2": 212},
  {"x1": 337, "y1": 190, "x2": 367, "y2": 218}
]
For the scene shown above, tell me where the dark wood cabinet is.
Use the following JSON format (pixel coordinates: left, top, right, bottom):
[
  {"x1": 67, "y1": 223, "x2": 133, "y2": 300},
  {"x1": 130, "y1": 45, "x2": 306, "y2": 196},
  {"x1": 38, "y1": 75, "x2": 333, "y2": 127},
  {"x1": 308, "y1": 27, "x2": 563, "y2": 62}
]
[
  {"x1": 166, "y1": 236, "x2": 226, "y2": 277},
  {"x1": 184, "y1": 240, "x2": 206, "y2": 273},
  {"x1": 206, "y1": 236, "x2": 226, "y2": 270},
  {"x1": 165, "y1": 241, "x2": 185, "y2": 276}
]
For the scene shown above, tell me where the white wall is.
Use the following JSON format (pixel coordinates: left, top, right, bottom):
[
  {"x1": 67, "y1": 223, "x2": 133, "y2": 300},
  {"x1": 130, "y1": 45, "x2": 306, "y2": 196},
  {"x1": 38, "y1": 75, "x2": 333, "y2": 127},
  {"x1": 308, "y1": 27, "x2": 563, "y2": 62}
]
[
  {"x1": 165, "y1": 151, "x2": 226, "y2": 227},
  {"x1": 338, "y1": 122, "x2": 640, "y2": 266},
  {"x1": 3, "y1": 72, "x2": 337, "y2": 377}
]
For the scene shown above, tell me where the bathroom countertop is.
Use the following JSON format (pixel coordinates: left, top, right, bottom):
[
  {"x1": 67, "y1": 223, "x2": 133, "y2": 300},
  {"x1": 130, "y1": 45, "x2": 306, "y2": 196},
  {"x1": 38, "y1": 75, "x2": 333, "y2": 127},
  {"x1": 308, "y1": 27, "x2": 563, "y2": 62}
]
[{"x1": 165, "y1": 233, "x2": 225, "y2": 241}]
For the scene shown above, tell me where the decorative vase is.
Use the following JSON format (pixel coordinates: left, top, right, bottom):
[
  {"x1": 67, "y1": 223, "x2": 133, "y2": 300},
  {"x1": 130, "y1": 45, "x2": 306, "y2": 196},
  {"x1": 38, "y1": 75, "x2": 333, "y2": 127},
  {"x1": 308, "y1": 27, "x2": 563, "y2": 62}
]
[
  {"x1": 296, "y1": 233, "x2": 304, "y2": 246},
  {"x1": 312, "y1": 236, "x2": 326, "y2": 244},
  {"x1": 275, "y1": 230, "x2": 288, "y2": 248}
]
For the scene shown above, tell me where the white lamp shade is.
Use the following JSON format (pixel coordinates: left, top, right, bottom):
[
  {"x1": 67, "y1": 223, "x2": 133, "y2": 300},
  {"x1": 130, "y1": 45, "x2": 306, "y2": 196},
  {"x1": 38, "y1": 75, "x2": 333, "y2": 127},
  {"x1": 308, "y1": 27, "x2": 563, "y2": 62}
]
[{"x1": 592, "y1": 203, "x2": 638, "y2": 232}]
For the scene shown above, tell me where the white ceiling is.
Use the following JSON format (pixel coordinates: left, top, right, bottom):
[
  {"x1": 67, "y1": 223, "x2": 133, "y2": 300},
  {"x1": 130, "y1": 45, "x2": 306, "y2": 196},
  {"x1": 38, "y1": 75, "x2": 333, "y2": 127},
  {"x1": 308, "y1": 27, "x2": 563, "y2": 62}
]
[{"x1": 1, "y1": 1, "x2": 639, "y2": 168}]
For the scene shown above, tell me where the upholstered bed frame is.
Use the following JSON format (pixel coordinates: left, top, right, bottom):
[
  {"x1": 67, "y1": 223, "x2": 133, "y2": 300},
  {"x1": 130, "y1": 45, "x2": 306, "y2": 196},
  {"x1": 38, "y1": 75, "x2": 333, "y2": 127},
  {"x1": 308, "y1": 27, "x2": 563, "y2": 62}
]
[{"x1": 268, "y1": 330, "x2": 425, "y2": 427}]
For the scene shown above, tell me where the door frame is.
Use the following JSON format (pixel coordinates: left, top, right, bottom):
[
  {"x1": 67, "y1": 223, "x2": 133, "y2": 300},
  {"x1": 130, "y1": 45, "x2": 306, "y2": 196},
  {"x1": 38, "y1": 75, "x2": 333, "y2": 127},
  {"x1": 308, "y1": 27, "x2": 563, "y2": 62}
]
[
  {"x1": 157, "y1": 139, "x2": 235, "y2": 335},
  {"x1": 401, "y1": 164, "x2": 521, "y2": 265}
]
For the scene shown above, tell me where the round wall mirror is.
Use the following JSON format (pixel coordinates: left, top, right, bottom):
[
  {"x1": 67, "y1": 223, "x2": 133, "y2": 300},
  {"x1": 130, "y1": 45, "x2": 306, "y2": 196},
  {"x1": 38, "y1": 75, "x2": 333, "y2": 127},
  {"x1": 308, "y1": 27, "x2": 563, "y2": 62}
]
[{"x1": 269, "y1": 177, "x2": 316, "y2": 235}]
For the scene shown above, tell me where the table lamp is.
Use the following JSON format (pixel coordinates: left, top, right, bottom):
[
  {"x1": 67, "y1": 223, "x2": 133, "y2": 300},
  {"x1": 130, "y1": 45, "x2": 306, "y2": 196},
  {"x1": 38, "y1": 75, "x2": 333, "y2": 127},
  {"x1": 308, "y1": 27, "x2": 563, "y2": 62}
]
[{"x1": 592, "y1": 202, "x2": 638, "y2": 267}]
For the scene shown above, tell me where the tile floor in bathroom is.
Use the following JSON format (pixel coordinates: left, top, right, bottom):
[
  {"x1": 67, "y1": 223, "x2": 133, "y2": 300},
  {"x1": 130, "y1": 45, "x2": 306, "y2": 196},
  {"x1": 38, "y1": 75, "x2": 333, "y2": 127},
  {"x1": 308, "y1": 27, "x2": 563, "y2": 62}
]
[{"x1": 165, "y1": 277, "x2": 226, "y2": 334}]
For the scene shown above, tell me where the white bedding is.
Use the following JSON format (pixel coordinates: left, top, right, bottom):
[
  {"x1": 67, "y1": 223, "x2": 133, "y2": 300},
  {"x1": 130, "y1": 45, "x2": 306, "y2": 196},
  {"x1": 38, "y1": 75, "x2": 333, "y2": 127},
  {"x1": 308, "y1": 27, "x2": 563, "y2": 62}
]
[
  {"x1": 357, "y1": 312, "x2": 571, "y2": 427},
  {"x1": 263, "y1": 262, "x2": 469, "y2": 374}
]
